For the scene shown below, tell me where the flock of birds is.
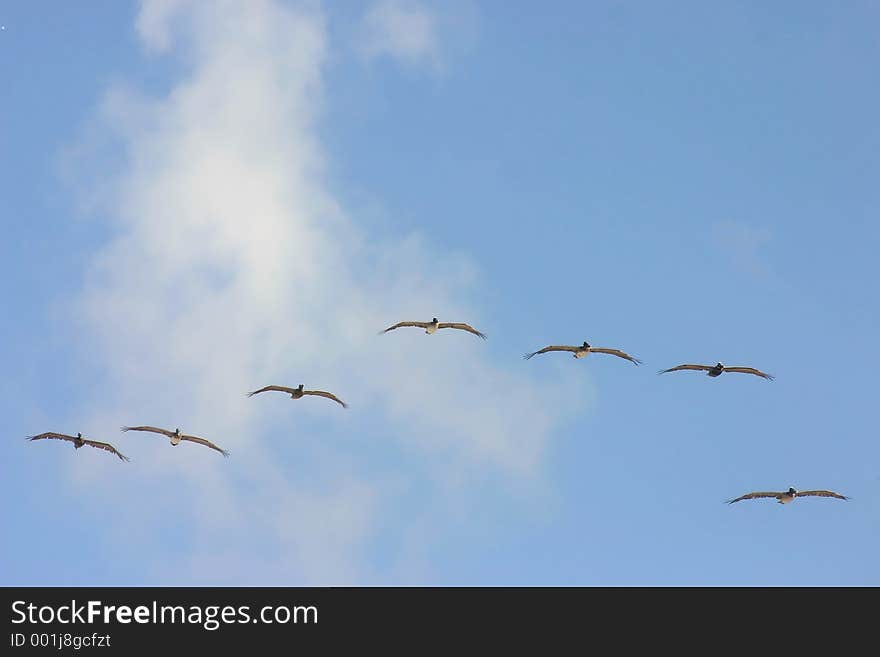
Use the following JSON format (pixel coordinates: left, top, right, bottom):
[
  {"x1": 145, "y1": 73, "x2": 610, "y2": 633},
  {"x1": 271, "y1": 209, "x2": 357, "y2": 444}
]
[{"x1": 28, "y1": 316, "x2": 848, "y2": 507}]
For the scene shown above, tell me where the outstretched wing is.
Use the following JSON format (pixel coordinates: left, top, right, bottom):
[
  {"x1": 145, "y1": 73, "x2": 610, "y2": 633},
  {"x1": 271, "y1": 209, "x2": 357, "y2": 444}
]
[
  {"x1": 726, "y1": 491, "x2": 784, "y2": 504},
  {"x1": 304, "y1": 390, "x2": 349, "y2": 408},
  {"x1": 82, "y1": 439, "x2": 130, "y2": 462},
  {"x1": 379, "y1": 321, "x2": 430, "y2": 334},
  {"x1": 588, "y1": 347, "x2": 643, "y2": 365},
  {"x1": 523, "y1": 345, "x2": 580, "y2": 360},
  {"x1": 27, "y1": 432, "x2": 78, "y2": 443},
  {"x1": 658, "y1": 363, "x2": 713, "y2": 375},
  {"x1": 798, "y1": 490, "x2": 849, "y2": 501},
  {"x1": 120, "y1": 425, "x2": 175, "y2": 438},
  {"x1": 181, "y1": 434, "x2": 229, "y2": 457},
  {"x1": 723, "y1": 366, "x2": 774, "y2": 380},
  {"x1": 247, "y1": 385, "x2": 298, "y2": 397},
  {"x1": 437, "y1": 323, "x2": 487, "y2": 339}
]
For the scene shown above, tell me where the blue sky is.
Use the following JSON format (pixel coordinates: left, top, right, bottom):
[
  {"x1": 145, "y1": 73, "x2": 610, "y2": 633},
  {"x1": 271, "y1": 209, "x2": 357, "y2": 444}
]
[{"x1": 2, "y1": 0, "x2": 878, "y2": 586}]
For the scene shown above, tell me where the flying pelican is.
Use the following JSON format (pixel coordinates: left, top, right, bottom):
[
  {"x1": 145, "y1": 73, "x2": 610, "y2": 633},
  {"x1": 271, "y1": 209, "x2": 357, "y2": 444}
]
[
  {"x1": 658, "y1": 362, "x2": 773, "y2": 380},
  {"x1": 120, "y1": 426, "x2": 229, "y2": 457},
  {"x1": 726, "y1": 487, "x2": 848, "y2": 505},
  {"x1": 523, "y1": 341, "x2": 641, "y2": 365},
  {"x1": 379, "y1": 317, "x2": 487, "y2": 340},
  {"x1": 27, "y1": 432, "x2": 129, "y2": 462},
  {"x1": 246, "y1": 384, "x2": 348, "y2": 408}
]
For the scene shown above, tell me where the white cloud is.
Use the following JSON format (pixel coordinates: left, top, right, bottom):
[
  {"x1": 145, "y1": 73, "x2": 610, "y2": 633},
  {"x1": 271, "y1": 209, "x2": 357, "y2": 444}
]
[
  {"x1": 66, "y1": 0, "x2": 582, "y2": 583},
  {"x1": 359, "y1": 0, "x2": 441, "y2": 68},
  {"x1": 135, "y1": 0, "x2": 187, "y2": 52}
]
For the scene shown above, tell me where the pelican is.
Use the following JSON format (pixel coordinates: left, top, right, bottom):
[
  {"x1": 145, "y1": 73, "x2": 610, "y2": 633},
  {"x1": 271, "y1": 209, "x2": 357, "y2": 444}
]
[
  {"x1": 523, "y1": 341, "x2": 641, "y2": 365},
  {"x1": 379, "y1": 317, "x2": 487, "y2": 340},
  {"x1": 247, "y1": 384, "x2": 348, "y2": 408},
  {"x1": 726, "y1": 487, "x2": 848, "y2": 505},
  {"x1": 27, "y1": 432, "x2": 130, "y2": 461},
  {"x1": 658, "y1": 362, "x2": 773, "y2": 380},
  {"x1": 120, "y1": 426, "x2": 229, "y2": 457}
]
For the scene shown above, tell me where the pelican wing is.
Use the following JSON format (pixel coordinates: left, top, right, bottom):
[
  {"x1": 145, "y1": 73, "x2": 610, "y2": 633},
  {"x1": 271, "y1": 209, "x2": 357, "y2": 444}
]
[
  {"x1": 82, "y1": 439, "x2": 130, "y2": 462},
  {"x1": 181, "y1": 434, "x2": 229, "y2": 457},
  {"x1": 304, "y1": 390, "x2": 348, "y2": 408},
  {"x1": 588, "y1": 347, "x2": 643, "y2": 365},
  {"x1": 27, "y1": 432, "x2": 78, "y2": 443},
  {"x1": 798, "y1": 490, "x2": 849, "y2": 501},
  {"x1": 523, "y1": 345, "x2": 580, "y2": 360},
  {"x1": 379, "y1": 321, "x2": 431, "y2": 334},
  {"x1": 437, "y1": 323, "x2": 487, "y2": 339},
  {"x1": 723, "y1": 366, "x2": 774, "y2": 380},
  {"x1": 658, "y1": 363, "x2": 713, "y2": 375},
  {"x1": 120, "y1": 425, "x2": 175, "y2": 438},
  {"x1": 726, "y1": 491, "x2": 784, "y2": 504},
  {"x1": 247, "y1": 385, "x2": 298, "y2": 397}
]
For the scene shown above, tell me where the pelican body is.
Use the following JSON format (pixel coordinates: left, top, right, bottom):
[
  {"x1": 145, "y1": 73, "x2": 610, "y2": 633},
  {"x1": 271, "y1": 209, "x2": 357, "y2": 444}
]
[
  {"x1": 778, "y1": 487, "x2": 797, "y2": 504},
  {"x1": 27, "y1": 431, "x2": 130, "y2": 461},
  {"x1": 523, "y1": 341, "x2": 641, "y2": 365},
  {"x1": 726, "y1": 486, "x2": 849, "y2": 505},
  {"x1": 658, "y1": 361, "x2": 773, "y2": 380},
  {"x1": 380, "y1": 317, "x2": 486, "y2": 339},
  {"x1": 120, "y1": 425, "x2": 229, "y2": 456},
  {"x1": 247, "y1": 384, "x2": 349, "y2": 408}
]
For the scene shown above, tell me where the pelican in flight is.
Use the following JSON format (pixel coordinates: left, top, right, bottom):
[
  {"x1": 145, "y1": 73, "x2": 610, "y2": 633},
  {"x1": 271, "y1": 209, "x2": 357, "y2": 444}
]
[
  {"x1": 27, "y1": 432, "x2": 130, "y2": 462},
  {"x1": 726, "y1": 487, "x2": 848, "y2": 505},
  {"x1": 658, "y1": 362, "x2": 773, "y2": 380},
  {"x1": 380, "y1": 317, "x2": 487, "y2": 340},
  {"x1": 523, "y1": 341, "x2": 641, "y2": 365},
  {"x1": 120, "y1": 426, "x2": 229, "y2": 457},
  {"x1": 247, "y1": 384, "x2": 348, "y2": 408}
]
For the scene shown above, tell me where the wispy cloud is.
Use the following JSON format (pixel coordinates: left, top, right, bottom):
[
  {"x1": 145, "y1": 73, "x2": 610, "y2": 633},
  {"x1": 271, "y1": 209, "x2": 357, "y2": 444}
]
[
  {"x1": 65, "y1": 0, "x2": 582, "y2": 583},
  {"x1": 135, "y1": 0, "x2": 188, "y2": 53},
  {"x1": 359, "y1": 0, "x2": 441, "y2": 68},
  {"x1": 713, "y1": 220, "x2": 773, "y2": 279}
]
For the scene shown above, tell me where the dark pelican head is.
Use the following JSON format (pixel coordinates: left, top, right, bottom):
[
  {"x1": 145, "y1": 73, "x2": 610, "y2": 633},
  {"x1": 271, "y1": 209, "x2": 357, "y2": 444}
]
[
  {"x1": 174, "y1": 428, "x2": 181, "y2": 436},
  {"x1": 74, "y1": 432, "x2": 84, "y2": 448},
  {"x1": 432, "y1": 317, "x2": 438, "y2": 323},
  {"x1": 582, "y1": 341, "x2": 590, "y2": 349},
  {"x1": 787, "y1": 487, "x2": 797, "y2": 496},
  {"x1": 298, "y1": 384, "x2": 304, "y2": 391}
]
